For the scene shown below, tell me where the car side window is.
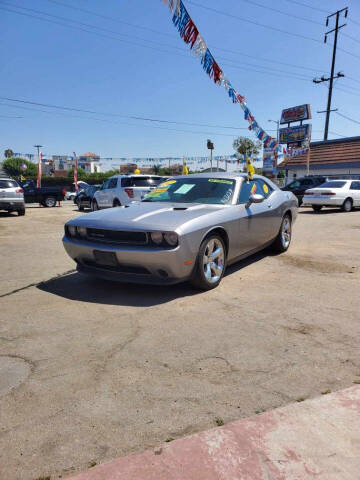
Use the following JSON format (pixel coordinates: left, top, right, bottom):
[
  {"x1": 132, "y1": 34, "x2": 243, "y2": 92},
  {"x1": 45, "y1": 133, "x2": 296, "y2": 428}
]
[
  {"x1": 302, "y1": 179, "x2": 313, "y2": 186},
  {"x1": 238, "y1": 179, "x2": 271, "y2": 204},
  {"x1": 102, "y1": 179, "x2": 112, "y2": 190},
  {"x1": 288, "y1": 180, "x2": 300, "y2": 188},
  {"x1": 108, "y1": 178, "x2": 118, "y2": 189},
  {"x1": 350, "y1": 181, "x2": 360, "y2": 190},
  {"x1": 121, "y1": 177, "x2": 132, "y2": 187}
]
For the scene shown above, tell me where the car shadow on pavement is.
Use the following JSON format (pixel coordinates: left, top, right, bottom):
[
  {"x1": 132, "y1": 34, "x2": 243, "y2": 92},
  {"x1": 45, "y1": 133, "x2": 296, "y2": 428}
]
[
  {"x1": 37, "y1": 251, "x2": 270, "y2": 307},
  {"x1": 37, "y1": 272, "x2": 198, "y2": 307},
  {"x1": 299, "y1": 208, "x2": 344, "y2": 215}
]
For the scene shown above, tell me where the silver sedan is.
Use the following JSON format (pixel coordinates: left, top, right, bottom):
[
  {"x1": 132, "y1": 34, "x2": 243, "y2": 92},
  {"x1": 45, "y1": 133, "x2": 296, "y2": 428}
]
[{"x1": 63, "y1": 173, "x2": 298, "y2": 290}]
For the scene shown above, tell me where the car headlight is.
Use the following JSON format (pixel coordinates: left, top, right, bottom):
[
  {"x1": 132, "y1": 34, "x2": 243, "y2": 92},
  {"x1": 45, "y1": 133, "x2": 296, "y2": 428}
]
[
  {"x1": 68, "y1": 225, "x2": 77, "y2": 237},
  {"x1": 151, "y1": 231, "x2": 163, "y2": 245},
  {"x1": 77, "y1": 226, "x2": 87, "y2": 238},
  {"x1": 164, "y1": 232, "x2": 178, "y2": 247}
]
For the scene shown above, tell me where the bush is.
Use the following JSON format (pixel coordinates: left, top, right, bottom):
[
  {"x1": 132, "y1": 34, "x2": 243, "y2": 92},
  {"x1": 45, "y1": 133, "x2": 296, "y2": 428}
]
[{"x1": 2, "y1": 157, "x2": 37, "y2": 177}]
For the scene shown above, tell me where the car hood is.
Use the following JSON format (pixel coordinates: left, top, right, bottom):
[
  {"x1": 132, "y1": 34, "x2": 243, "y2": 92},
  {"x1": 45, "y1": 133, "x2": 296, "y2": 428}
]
[{"x1": 68, "y1": 202, "x2": 228, "y2": 232}]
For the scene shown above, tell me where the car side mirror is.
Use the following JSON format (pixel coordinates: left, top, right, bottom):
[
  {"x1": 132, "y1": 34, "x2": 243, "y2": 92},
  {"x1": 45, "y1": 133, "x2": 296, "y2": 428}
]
[{"x1": 246, "y1": 194, "x2": 265, "y2": 208}]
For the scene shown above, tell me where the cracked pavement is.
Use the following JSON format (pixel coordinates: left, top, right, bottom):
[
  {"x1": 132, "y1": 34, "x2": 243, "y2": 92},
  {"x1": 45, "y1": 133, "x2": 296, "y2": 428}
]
[{"x1": 0, "y1": 203, "x2": 360, "y2": 479}]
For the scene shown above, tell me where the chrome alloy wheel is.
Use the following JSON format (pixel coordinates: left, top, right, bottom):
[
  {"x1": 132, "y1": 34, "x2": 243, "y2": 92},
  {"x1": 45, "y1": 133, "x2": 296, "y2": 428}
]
[
  {"x1": 202, "y1": 238, "x2": 225, "y2": 284},
  {"x1": 281, "y1": 217, "x2": 291, "y2": 249}
]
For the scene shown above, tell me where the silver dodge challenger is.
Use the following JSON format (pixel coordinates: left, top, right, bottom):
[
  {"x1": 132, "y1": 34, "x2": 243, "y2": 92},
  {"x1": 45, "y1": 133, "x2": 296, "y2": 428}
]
[{"x1": 63, "y1": 173, "x2": 298, "y2": 290}]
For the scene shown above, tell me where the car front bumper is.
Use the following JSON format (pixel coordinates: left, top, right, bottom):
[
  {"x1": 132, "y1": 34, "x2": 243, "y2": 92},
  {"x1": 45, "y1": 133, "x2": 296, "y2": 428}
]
[
  {"x1": 302, "y1": 196, "x2": 344, "y2": 206},
  {"x1": 62, "y1": 235, "x2": 196, "y2": 285},
  {"x1": 0, "y1": 200, "x2": 25, "y2": 211}
]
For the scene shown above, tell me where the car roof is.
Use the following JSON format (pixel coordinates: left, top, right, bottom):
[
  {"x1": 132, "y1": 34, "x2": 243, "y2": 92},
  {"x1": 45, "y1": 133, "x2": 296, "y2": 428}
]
[{"x1": 109, "y1": 174, "x2": 162, "y2": 178}]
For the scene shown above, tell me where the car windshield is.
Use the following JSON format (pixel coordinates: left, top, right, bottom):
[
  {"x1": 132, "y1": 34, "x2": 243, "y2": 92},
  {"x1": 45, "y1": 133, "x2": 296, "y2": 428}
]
[
  {"x1": 143, "y1": 177, "x2": 236, "y2": 204},
  {"x1": 318, "y1": 181, "x2": 347, "y2": 188}
]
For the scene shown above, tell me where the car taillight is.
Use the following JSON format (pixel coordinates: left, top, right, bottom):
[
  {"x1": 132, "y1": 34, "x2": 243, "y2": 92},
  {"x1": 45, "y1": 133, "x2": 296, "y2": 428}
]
[
  {"x1": 16, "y1": 188, "x2": 24, "y2": 193},
  {"x1": 125, "y1": 188, "x2": 134, "y2": 198},
  {"x1": 62, "y1": 188, "x2": 67, "y2": 195},
  {"x1": 321, "y1": 192, "x2": 336, "y2": 196}
]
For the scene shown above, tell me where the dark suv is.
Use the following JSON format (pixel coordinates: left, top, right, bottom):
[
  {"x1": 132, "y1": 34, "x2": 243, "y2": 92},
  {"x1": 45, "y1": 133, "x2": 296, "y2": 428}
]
[{"x1": 282, "y1": 176, "x2": 327, "y2": 206}]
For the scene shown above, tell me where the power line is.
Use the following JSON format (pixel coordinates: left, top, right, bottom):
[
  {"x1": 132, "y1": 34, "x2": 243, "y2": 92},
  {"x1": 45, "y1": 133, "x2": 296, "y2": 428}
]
[
  {"x1": 329, "y1": 130, "x2": 348, "y2": 138},
  {"x1": 280, "y1": 0, "x2": 329, "y2": 14},
  {"x1": 187, "y1": 0, "x2": 323, "y2": 44},
  {"x1": 1, "y1": 0, "x2": 330, "y2": 77},
  {"x1": 0, "y1": 3, "x2": 318, "y2": 84},
  {"x1": 335, "y1": 112, "x2": 360, "y2": 125},
  {"x1": 0, "y1": 96, "x2": 279, "y2": 133},
  {"x1": 238, "y1": 0, "x2": 323, "y2": 26}
]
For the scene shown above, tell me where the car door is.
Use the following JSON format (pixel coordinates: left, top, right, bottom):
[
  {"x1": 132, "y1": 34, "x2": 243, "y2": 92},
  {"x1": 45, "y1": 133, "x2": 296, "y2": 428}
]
[
  {"x1": 350, "y1": 181, "x2": 360, "y2": 207},
  {"x1": 96, "y1": 179, "x2": 111, "y2": 208},
  {"x1": 236, "y1": 178, "x2": 275, "y2": 254},
  {"x1": 106, "y1": 177, "x2": 118, "y2": 207}
]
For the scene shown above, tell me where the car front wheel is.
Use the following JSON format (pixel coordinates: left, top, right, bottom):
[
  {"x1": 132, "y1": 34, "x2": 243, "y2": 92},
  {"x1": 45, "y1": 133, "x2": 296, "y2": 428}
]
[
  {"x1": 190, "y1": 234, "x2": 226, "y2": 290},
  {"x1": 272, "y1": 214, "x2": 292, "y2": 253},
  {"x1": 44, "y1": 196, "x2": 56, "y2": 207},
  {"x1": 92, "y1": 200, "x2": 99, "y2": 211}
]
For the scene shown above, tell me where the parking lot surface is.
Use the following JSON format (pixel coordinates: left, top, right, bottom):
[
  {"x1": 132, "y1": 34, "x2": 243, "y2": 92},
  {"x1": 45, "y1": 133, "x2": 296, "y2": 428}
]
[{"x1": 1, "y1": 203, "x2": 360, "y2": 479}]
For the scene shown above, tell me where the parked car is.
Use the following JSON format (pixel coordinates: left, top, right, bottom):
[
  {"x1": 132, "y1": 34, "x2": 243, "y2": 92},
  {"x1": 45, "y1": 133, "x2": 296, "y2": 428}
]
[
  {"x1": 63, "y1": 173, "x2": 298, "y2": 290},
  {"x1": 65, "y1": 191, "x2": 77, "y2": 201},
  {"x1": 19, "y1": 180, "x2": 66, "y2": 207},
  {"x1": 0, "y1": 178, "x2": 25, "y2": 215},
  {"x1": 77, "y1": 185, "x2": 101, "y2": 211},
  {"x1": 281, "y1": 176, "x2": 327, "y2": 206},
  {"x1": 302, "y1": 179, "x2": 360, "y2": 212},
  {"x1": 92, "y1": 175, "x2": 163, "y2": 210}
]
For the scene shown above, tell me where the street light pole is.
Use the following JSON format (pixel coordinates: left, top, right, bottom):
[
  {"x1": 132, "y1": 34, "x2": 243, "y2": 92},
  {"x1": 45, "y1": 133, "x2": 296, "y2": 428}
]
[
  {"x1": 34, "y1": 144, "x2": 43, "y2": 160},
  {"x1": 268, "y1": 120, "x2": 280, "y2": 143}
]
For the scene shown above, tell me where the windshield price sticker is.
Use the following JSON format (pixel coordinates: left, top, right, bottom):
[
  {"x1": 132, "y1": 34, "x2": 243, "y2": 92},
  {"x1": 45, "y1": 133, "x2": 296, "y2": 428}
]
[
  {"x1": 174, "y1": 184, "x2": 195, "y2": 194},
  {"x1": 208, "y1": 179, "x2": 233, "y2": 185},
  {"x1": 160, "y1": 180, "x2": 177, "y2": 187}
]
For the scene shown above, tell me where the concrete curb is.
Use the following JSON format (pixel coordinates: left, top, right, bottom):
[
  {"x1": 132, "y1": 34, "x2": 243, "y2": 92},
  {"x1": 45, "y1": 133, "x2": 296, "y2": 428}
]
[{"x1": 69, "y1": 386, "x2": 360, "y2": 480}]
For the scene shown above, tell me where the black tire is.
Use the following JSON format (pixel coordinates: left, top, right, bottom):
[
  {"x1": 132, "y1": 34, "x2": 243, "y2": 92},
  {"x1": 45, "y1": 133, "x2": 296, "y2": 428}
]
[
  {"x1": 92, "y1": 200, "x2": 99, "y2": 211},
  {"x1": 17, "y1": 208, "x2": 25, "y2": 216},
  {"x1": 342, "y1": 198, "x2": 353, "y2": 212},
  {"x1": 44, "y1": 196, "x2": 56, "y2": 208},
  {"x1": 190, "y1": 234, "x2": 226, "y2": 291},
  {"x1": 312, "y1": 205, "x2": 322, "y2": 212},
  {"x1": 113, "y1": 199, "x2": 121, "y2": 207},
  {"x1": 272, "y1": 214, "x2": 292, "y2": 253},
  {"x1": 77, "y1": 201, "x2": 84, "y2": 211}
]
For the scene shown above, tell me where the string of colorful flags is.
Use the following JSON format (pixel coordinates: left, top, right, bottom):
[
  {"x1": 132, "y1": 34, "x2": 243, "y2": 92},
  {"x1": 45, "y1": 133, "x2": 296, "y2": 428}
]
[{"x1": 161, "y1": 0, "x2": 278, "y2": 151}]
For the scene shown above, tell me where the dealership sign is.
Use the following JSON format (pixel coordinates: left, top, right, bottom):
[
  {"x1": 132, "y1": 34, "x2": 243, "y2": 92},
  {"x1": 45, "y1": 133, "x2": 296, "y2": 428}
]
[
  {"x1": 263, "y1": 147, "x2": 277, "y2": 176},
  {"x1": 280, "y1": 104, "x2": 311, "y2": 124},
  {"x1": 279, "y1": 124, "x2": 311, "y2": 144}
]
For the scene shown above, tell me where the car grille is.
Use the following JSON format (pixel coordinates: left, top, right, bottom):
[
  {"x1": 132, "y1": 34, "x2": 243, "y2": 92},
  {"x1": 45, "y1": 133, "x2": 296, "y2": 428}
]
[
  {"x1": 82, "y1": 260, "x2": 150, "y2": 275},
  {"x1": 86, "y1": 228, "x2": 148, "y2": 245}
]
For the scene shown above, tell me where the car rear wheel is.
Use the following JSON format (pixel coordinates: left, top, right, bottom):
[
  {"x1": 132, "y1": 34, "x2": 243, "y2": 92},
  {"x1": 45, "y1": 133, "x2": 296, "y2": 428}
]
[
  {"x1": 342, "y1": 198, "x2": 353, "y2": 212},
  {"x1": 272, "y1": 214, "x2": 292, "y2": 253},
  {"x1": 92, "y1": 200, "x2": 99, "y2": 211},
  {"x1": 78, "y1": 202, "x2": 84, "y2": 211},
  {"x1": 113, "y1": 199, "x2": 121, "y2": 207},
  {"x1": 17, "y1": 208, "x2": 25, "y2": 216},
  {"x1": 312, "y1": 205, "x2": 322, "y2": 212},
  {"x1": 44, "y1": 196, "x2": 56, "y2": 208},
  {"x1": 190, "y1": 235, "x2": 226, "y2": 290}
]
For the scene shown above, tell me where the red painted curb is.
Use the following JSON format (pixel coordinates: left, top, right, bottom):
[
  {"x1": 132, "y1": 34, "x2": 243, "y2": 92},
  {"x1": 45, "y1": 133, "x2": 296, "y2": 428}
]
[{"x1": 69, "y1": 386, "x2": 360, "y2": 480}]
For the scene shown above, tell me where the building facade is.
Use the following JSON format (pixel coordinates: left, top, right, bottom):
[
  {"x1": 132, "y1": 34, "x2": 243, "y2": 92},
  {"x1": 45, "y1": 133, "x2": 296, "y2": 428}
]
[{"x1": 279, "y1": 136, "x2": 360, "y2": 181}]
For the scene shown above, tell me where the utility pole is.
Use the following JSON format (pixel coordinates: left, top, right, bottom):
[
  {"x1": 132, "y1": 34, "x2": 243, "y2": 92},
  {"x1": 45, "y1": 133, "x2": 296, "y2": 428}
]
[
  {"x1": 313, "y1": 7, "x2": 348, "y2": 141},
  {"x1": 34, "y1": 144, "x2": 43, "y2": 159},
  {"x1": 268, "y1": 119, "x2": 280, "y2": 143}
]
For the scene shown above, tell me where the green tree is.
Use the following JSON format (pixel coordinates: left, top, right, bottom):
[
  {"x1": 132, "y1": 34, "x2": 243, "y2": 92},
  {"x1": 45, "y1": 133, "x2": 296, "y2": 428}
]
[
  {"x1": 67, "y1": 166, "x2": 87, "y2": 180},
  {"x1": 2, "y1": 157, "x2": 37, "y2": 177},
  {"x1": 152, "y1": 164, "x2": 161, "y2": 175},
  {"x1": 4, "y1": 148, "x2": 14, "y2": 159},
  {"x1": 233, "y1": 137, "x2": 262, "y2": 157}
]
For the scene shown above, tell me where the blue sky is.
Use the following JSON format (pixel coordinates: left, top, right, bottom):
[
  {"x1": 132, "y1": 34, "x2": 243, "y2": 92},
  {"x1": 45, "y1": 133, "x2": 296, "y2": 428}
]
[{"x1": 1, "y1": 0, "x2": 360, "y2": 159}]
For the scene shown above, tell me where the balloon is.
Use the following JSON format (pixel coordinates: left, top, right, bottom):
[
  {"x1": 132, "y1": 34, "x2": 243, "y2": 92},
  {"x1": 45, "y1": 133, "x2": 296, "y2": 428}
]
[{"x1": 20, "y1": 164, "x2": 27, "y2": 171}]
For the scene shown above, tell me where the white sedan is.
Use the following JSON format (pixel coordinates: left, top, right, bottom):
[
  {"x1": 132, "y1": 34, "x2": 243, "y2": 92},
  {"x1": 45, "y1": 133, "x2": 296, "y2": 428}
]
[{"x1": 303, "y1": 179, "x2": 360, "y2": 212}]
